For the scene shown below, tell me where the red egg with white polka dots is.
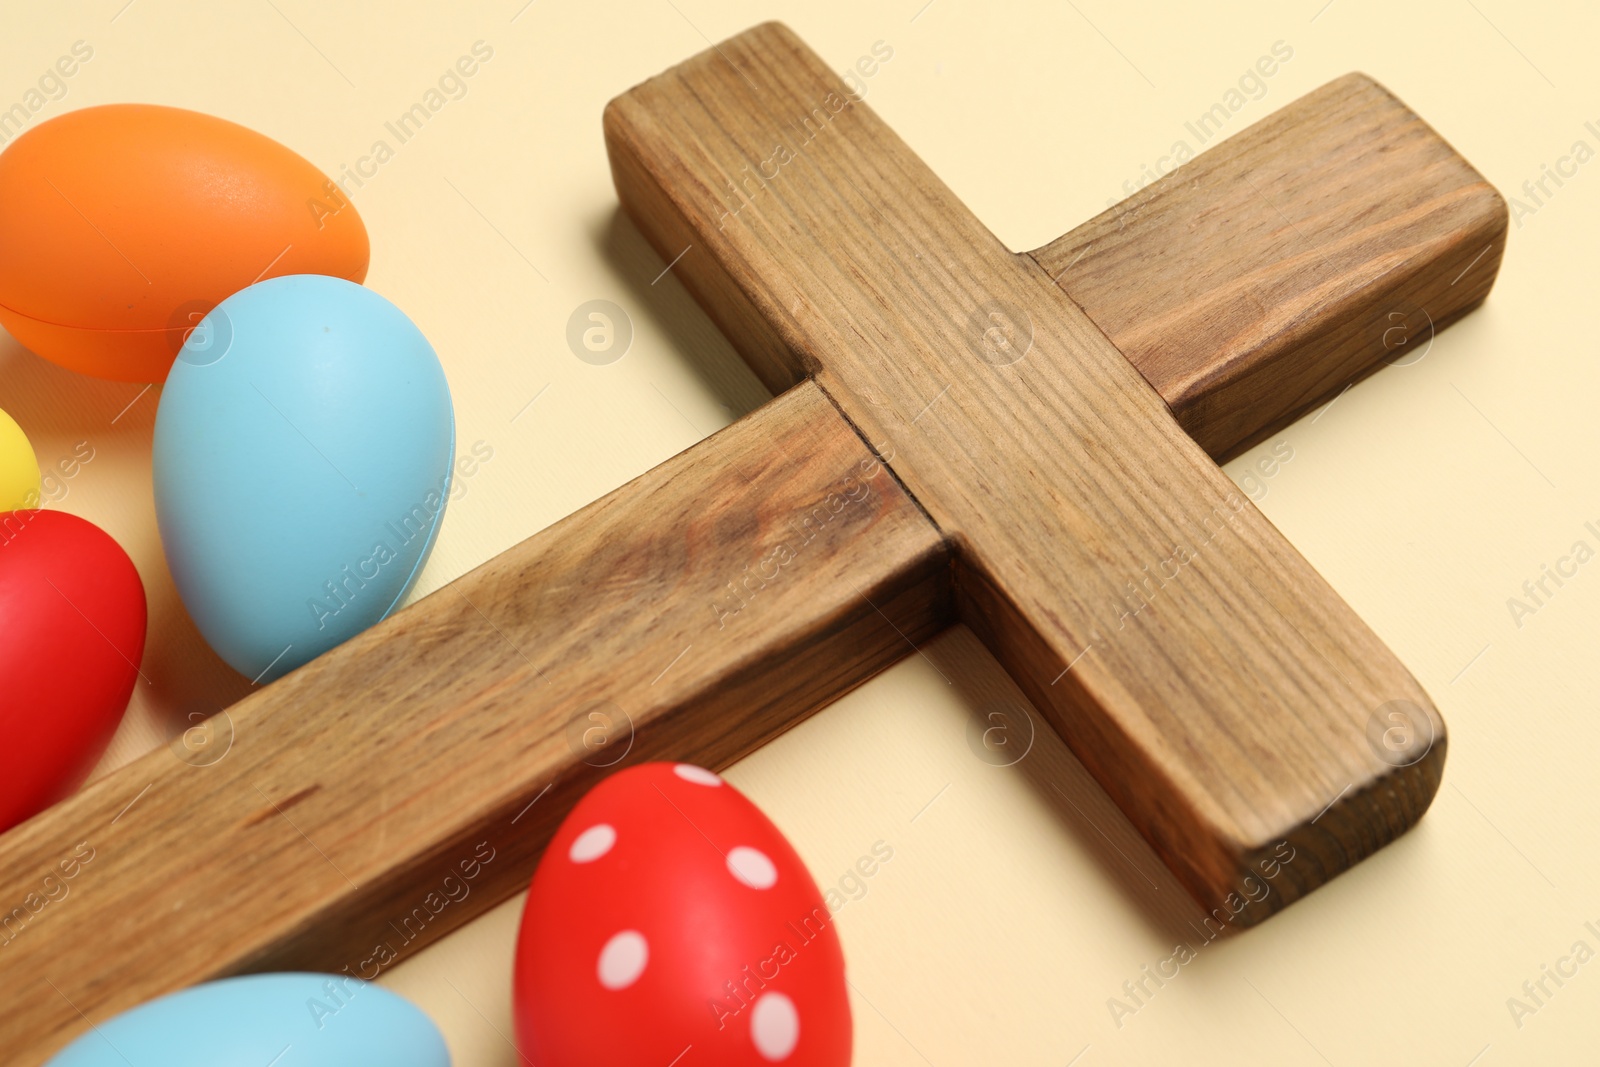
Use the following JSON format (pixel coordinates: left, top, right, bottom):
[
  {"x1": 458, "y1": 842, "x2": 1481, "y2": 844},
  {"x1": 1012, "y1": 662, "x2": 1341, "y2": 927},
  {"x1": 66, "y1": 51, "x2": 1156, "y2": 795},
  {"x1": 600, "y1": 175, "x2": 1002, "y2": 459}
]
[{"x1": 513, "y1": 762, "x2": 852, "y2": 1066}]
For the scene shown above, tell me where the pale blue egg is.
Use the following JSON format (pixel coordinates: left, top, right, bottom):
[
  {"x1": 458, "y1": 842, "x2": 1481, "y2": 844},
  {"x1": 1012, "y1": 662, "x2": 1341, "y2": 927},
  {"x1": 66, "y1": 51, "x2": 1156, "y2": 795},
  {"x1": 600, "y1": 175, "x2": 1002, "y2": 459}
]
[
  {"x1": 44, "y1": 972, "x2": 450, "y2": 1066},
  {"x1": 154, "y1": 275, "x2": 454, "y2": 682}
]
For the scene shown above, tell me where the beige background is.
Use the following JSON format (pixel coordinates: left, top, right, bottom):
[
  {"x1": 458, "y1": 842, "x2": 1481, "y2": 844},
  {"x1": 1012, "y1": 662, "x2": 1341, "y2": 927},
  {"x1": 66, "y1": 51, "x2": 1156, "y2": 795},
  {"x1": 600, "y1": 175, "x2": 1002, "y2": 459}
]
[{"x1": 2, "y1": 0, "x2": 1596, "y2": 1063}]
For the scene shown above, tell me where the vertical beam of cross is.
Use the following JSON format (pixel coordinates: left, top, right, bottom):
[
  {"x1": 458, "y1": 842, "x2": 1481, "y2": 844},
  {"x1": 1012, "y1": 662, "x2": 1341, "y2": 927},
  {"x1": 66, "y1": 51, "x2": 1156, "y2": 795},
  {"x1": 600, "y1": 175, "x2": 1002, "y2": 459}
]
[{"x1": 604, "y1": 22, "x2": 1477, "y2": 920}]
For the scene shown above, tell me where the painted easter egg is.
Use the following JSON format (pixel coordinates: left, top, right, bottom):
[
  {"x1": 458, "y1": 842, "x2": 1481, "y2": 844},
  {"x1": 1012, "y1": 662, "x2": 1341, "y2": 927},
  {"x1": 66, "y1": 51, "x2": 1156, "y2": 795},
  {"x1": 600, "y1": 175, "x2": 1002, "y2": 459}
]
[
  {"x1": 43, "y1": 973, "x2": 450, "y2": 1066},
  {"x1": 0, "y1": 405, "x2": 39, "y2": 510},
  {"x1": 153, "y1": 274, "x2": 453, "y2": 683},
  {"x1": 0, "y1": 104, "x2": 368, "y2": 383},
  {"x1": 0, "y1": 509, "x2": 145, "y2": 832},
  {"x1": 514, "y1": 763, "x2": 852, "y2": 1066}
]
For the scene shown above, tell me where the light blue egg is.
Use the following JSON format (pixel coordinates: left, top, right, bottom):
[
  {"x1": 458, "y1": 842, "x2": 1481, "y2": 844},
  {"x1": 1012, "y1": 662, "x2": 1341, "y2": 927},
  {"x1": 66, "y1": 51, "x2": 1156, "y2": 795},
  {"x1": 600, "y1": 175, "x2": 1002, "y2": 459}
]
[
  {"x1": 154, "y1": 275, "x2": 454, "y2": 682},
  {"x1": 44, "y1": 972, "x2": 451, "y2": 1066}
]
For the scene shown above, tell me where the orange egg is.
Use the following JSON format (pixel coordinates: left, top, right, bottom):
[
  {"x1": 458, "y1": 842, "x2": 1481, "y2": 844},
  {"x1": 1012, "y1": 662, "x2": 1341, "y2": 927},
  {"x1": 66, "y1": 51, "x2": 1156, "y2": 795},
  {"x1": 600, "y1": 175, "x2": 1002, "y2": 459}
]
[{"x1": 0, "y1": 104, "x2": 368, "y2": 383}]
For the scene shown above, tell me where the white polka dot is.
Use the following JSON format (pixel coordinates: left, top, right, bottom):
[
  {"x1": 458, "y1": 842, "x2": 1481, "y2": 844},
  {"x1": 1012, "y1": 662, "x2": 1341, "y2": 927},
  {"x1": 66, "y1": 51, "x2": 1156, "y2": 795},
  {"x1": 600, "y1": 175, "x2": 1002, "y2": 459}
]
[
  {"x1": 569, "y1": 823, "x2": 616, "y2": 863},
  {"x1": 597, "y1": 930, "x2": 648, "y2": 990},
  {"x1": 750, "y1": 992, "x2": 799, "y2": 1061},
  {"x1": 674, "y1": 764, "x2": 722, "y2": 786},
  {"x1": 727, "y1": 846, "x2": 778, "y2": 889}
]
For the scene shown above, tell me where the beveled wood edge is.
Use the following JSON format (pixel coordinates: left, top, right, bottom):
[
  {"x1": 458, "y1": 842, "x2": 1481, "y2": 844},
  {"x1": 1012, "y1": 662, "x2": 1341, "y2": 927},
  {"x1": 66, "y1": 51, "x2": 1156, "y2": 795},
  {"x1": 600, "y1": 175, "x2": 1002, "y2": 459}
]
[
  {"x1": 954, "y1": 537, "x2": 1448, "y2": 926},
  {"x1": 1028, "y1": 71, "x2": 1508, "y2": 462}
]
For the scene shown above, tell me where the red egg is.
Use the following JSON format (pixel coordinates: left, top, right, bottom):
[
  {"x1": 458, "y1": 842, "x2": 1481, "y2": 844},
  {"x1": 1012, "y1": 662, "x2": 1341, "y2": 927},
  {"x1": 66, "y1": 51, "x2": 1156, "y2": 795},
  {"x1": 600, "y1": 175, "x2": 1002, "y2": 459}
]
[
  {"x1": 514, "y1": 763, "x2": 852, "y2": 1066},
  {"x1": 0, "y1": 509, "x2": 146, "y2": 832}
]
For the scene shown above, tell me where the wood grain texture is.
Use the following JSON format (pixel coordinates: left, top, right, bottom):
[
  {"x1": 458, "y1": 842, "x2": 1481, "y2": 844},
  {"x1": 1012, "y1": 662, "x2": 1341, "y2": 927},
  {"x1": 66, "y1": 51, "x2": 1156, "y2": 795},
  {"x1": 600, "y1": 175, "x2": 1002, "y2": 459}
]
[
  {"x1": 0, "y1": 381, "x2": 949, "y2": 1065},
  {"x1": 604, "y1": 23, "x2": 1449, "y2": 927},
  {"x1": 1032, "y1": 72, "x2": 1507, "y2": 461},
  {"x1": 0, "y1": 24, "x2": 1506, "y2": 1060}
]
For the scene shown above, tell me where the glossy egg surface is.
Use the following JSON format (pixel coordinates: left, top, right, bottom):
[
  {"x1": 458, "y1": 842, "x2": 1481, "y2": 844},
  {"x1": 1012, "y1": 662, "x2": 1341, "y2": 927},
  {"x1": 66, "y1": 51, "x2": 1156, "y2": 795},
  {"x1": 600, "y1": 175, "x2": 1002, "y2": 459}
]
[
  {"x1": 0, "y1": 104, "x2": 368, "y2": 382},
  {"x1": 153, "y1": 274, "x2": 453, "y2": 682}
]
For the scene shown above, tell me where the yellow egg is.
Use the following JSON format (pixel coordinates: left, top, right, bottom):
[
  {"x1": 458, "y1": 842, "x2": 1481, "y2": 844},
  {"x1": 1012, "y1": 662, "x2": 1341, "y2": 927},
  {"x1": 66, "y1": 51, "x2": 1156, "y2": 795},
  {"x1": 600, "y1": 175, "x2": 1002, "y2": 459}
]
[{"x1": 0, "y1": 407, "x2": 40, "y2": 511}]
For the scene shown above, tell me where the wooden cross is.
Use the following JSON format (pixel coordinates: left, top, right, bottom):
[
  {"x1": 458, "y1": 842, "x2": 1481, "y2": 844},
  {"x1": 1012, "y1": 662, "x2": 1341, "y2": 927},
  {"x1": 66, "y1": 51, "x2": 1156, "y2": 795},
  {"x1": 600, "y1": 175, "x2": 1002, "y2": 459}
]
[{"x1": 0, "y1": 22, "x2": 1505, "y2": 1061}]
